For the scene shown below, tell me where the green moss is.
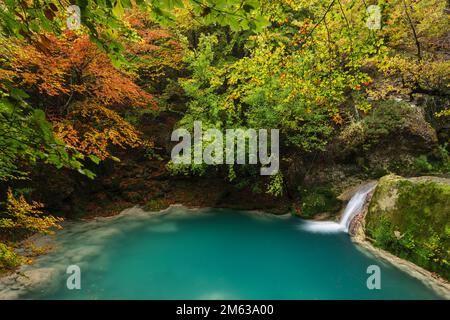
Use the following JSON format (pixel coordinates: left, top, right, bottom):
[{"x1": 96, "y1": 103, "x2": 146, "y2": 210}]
[
  {"x1": 366, "y1": 175, "x2": 450, "y2": 279},
  {"x1": 144, "y1": 198, "x2": 170, "y2": 211},
  {"x1": 298, "y1": 186, "x2": 342, "y2": 218}
]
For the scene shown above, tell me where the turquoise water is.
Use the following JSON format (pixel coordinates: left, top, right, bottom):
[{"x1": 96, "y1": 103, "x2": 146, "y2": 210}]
[{"x1": 21, "y1": 207, "x2": 442, "y2": 299}]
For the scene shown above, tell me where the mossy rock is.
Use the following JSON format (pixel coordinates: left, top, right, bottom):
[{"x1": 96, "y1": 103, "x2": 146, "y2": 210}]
[
  {"x1": 366, "y1": 174, "x2": 450, "y2": 280},
  {"x1": 298, "y1": 186, "x2": 342, "y2": 219}
]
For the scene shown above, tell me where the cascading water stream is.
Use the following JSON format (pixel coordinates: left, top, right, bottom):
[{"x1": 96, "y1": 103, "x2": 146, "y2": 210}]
[{"x1": 300, "y1": 182, "x2": 377, "y2": 233}]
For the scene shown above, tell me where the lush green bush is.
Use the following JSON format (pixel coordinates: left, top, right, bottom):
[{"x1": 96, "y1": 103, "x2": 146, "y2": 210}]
[
  {"x1": 297, "y1": 186, "x2": 341, "y2": 218},
  {"x1": 0, "y1": 243, "x2": 23, "y2": 271},
  {"x1": 405, "y1": 144, "x2": 450, "y2": 175},
  {"x1": 413, "y1": 155, "x2": 434, "y2": 173},
  {"x1": 0, "y1": 189, "x2": 63, "y2": 272}
]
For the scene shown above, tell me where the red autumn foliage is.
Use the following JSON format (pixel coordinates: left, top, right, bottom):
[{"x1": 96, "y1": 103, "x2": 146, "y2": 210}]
[{"x1": 1, "y1": 16, "x2": 183, "y2": 160}]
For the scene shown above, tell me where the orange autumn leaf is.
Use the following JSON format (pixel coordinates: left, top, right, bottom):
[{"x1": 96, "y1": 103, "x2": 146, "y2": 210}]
[{"x1": 332, "y1": 114, "x2": 344, "y2": 125}]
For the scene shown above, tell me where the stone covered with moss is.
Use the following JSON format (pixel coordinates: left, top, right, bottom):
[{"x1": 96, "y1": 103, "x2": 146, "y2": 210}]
[
  {"x1": 297, "y1": 186, "x2": 342, "y2": 218},
  {"x1": 366, "y1": 175, "x2": 450, "y2": 280}
]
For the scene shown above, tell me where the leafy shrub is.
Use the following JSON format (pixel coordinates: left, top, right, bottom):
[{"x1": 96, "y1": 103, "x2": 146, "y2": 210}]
[
  {"x1": 413, "y1": 155, "x2": 434, "y2": 173},
  {"x1": 369, "y1": 216, "x2": 391, "y2": 246},
  {"x1": 267, "y1": 173, "x2": 284, "y2": 197},
  {"x1": 0, "y1": 189, "x2": 63, "y2": 237},
  {"x1": 0, "y1": 189, "x2": 63, "y2": 272},
  {"x1": 411, "y1": 145, "x2": 450, "y2": 174},
  {"x1": 0, "y1": 243, "x2": 23, "y2": 270},
  {"x1": 298, "y1": 186, "x2": 341, "y2": 218}
]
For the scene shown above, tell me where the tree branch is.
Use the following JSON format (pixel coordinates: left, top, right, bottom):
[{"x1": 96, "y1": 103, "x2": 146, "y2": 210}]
[
  {"x1": 306, "y1": 0, "x2": 336, "y2": 39},
  {"x1": 402, "y1": 0, "x2": 422, "y2": 60}
]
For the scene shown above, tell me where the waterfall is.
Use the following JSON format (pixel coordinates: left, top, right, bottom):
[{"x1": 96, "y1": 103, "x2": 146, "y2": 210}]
[
  {"x1": 339, "y1": 182, "x2": 376, "y2": 232},
  {"x1": 300, "y1": 182, "x2": 376, "y2": 233}
]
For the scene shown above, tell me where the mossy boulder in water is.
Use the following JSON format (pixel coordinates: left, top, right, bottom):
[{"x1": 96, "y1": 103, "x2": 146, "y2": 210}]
[{"x1": 366, "y1": 175, "x2": 450, "y2": 280}]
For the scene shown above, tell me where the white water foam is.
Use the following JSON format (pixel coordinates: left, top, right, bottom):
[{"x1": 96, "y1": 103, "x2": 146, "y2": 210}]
[{"x1": 300, "y1": 182, "x2": 376, "y2": 234}]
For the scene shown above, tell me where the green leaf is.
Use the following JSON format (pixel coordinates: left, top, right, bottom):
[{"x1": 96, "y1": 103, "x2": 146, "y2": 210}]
[
  {"x1": 121, "y1": 0, "x2": 132, "y2": 8},
  {"x1": 10, "y1": 87, "x2": 29, "y2": 99},
  {"x1": 112, "y1": 0, "x2": 124, "y2": 17},
  {"x1": 78, "y1": 168, "x2": 96, "y2": 179},
  {"x1": 89, "y1": 154, "x2": 101, "y2": 165}
]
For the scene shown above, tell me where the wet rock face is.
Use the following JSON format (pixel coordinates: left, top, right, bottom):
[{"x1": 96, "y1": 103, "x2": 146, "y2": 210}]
[{"x1": 365, "y1": 174, "x2": 450, "y2": 280}]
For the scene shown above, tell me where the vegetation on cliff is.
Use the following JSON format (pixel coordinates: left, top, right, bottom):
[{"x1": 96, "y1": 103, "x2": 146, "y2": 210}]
[{"x1": 366, "y1": 175, "x2": 450, "y2": 280}]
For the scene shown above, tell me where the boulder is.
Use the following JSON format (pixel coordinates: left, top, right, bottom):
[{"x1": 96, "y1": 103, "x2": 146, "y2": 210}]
[{"x1": 365, "y1": 174, "x2": 450, "y2": 280}]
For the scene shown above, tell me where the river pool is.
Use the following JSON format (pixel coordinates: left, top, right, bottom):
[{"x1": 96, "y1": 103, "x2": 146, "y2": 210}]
[{"x1": 16, "y1": 206, "x2": 443, "y2": 299}]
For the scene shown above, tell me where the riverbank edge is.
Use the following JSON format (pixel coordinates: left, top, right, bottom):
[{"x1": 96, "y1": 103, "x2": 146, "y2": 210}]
[
  {"x1": 348, "y1": 180, "x2": 450, "y2": 300},
  {"x1": 353, "y1": 238, "x2": 450, "y2": 299}
]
